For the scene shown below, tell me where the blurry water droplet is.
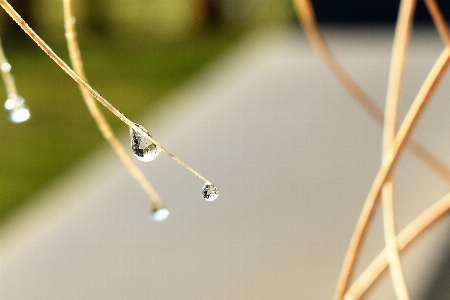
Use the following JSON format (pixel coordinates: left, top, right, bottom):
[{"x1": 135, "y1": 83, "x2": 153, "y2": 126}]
[
  {"x1": 1, "y1": 62, "x2": 11, "y2": 72},
  {"x1": 5, "y1": 94, "x2": 30, "y2": 123},
  {"x1": 202, "y1": 183, "x2": 218, "y2": 201},
  {"x1": 130, "y1": 124, "x2": 160, "y2": 162},
  {"x1": 4, "y1": 98, "x2": 15, "y2": 110},
  {"x1": 150, "y1": 207, "x2": 169, "y2": 222},
  {"x1": 9, "y1": 107, "x2": 30, "y2": 123}
]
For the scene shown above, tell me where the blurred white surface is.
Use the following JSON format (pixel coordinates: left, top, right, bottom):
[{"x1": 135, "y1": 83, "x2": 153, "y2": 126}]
[{"x1": 1, "y1": 26, "x2": 450, "y2": 299}]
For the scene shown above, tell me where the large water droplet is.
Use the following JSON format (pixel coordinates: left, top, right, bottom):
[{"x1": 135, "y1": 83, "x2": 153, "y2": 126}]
[
  {"x1": 5, "y1": 94, "x2": 30, "y2": 123},
  {"x1": 130, "y1": 124, "x2": 160, "y2": 162},
  {"x1": 202, "y1": 183, "x2": 218, "y2": 201},
  {"x1": 150, "y1": 207, "x2": 170, "y2": 222}
]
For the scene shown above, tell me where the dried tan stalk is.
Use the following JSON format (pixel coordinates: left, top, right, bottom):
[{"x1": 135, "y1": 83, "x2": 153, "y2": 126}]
[
  {"x1": 381, "y1": 0, "x2": 416, "y2": 298},
  {"x1": 349, "y1": 2, "x2": 450, "y2": 299},
  {"x1": 62, "y1": 0, "x2": 163, "y2": 210},
  {"x1": 0, "y1": 0, "x2": 213, "y2": 185},
  {"x1": 292, "y1": 0, "x2": 450, "y2": 186},
  {"x1": 0, "y1": 36, "x2": 17, "y2": 95},
  {"x1": 347, "y1": 191, "x2": 450, "y2": 299},
  {"x1": 424, "y1": 0, "x2": 450, "y2": 44},
  {"x1": 293, "y1": 0, "x2": 450, "y2": 298},
  {"x1": 336, "y1": 46, "x2": 450, "y2": 300}
]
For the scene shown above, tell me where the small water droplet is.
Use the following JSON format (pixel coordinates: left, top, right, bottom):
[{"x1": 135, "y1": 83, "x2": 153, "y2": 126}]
[
  {"x1": 5, "y1": 94, "x2": 30, "y2": 123},
  {"x1": 4, "y1": 98, "x2": 15, "y2": 110},
  {"x1": 150, "y1": 207, "x2": 169, "y2": 222},
  {"x1": 202, "y1": 183, "x2": 218, "y2": 201},
  {"x1": 1, "y1": 62, "x2": 11, "y2": 73},
  {"x1": 130, "y1": 124, "x2": 160, "y2": 162}
]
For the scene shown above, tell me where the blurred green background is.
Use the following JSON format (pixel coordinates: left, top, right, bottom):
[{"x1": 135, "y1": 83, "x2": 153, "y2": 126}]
[{"x1": 0, "y1": 0, "x2": 294, "y2": 222}]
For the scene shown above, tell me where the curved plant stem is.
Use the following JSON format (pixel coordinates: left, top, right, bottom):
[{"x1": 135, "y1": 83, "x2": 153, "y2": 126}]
[
  {"x1": 425, "y1": 0, "x2": 450, "y2": 45},
  {"x1": 293, "y1": 0, "x2": 382, "y2": 121},
  {"x1": 62, "y1": 0, "x2": 163, "y2": 210},
  {"x1": 0, "y1": 36, "x2": 17, "y2": 95},
  {"x1": 381, "y1": 0, "x2": 416, "y2": 298},
  {"x1": 0, "y1": 0, "x2": 213, "y2": 185},
  {"x1": 346, "y1": 2, "x2": 450, "y2": 298},
  {"x1": 347, "y1": 191, "x2": 450, "y2": 299},
  {"x1": 293, "y1": 1, "x2": 450, "y2": 296},
  {"x1": 292, "y1": 0, "x2": 450, "y2": 186},
  {"x1": 335, "y1": 46, "x2": 450, "y2": 300},
  {"x1": 407, "y1": 141, "x2": 450, "y2": 183}
]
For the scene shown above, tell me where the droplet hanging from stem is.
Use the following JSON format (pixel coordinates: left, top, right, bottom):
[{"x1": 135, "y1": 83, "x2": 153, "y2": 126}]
[
  {"x1": 0, "y1": 35, "x2": 30, "y2": 124},
  {"x1": 150, "y1": 206, "x2": 170, "y2": 222},
  {"x1": 130, "y1": 123, "x2": 161, "y2": 162},
  {"x1": 0, "y1": 0, "x2": 217, "y2": 205},
  {"x1": 5, "y1": 93, "x2": 30, "y2": 123},
  {"x1": 202, "y1": 183, "x2": 218, "y2": 201}
]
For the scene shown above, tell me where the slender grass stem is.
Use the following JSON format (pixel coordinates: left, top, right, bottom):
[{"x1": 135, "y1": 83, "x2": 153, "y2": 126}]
[
  {"x1": 347, "y1": 3, "x2": 450, "y2": 298},
  {"x1": 424, "y1": 0, "x2": 450, "y2": 44},
  {"x1": 292, "y1": 0, "x2": 450, "y2": 186},
  {"x1": 0, "y1": 36, "x2": 17, "y2": 95},
  {"x1": 62, "y1": 0, "x2": 163, "y2": 209},
  {"x1": 0, "y1": 0, "x2": 212, "y2": 185},
  {"x1": 293, "y1": 1, "x2": 450, "y2": 296},
  {"x1": 381, "y1": 1, "x2": 416, "y2": 298},
  {"x1": 335, "y1": 46, "x2": 450, "y2": 300},
  {"x1": 347, "y1": 191, "x2": 450, "y2": 299}
]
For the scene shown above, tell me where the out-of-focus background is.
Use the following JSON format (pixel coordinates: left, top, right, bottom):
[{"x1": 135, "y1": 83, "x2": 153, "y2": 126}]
[
  {"x1": 0, "y1": 0, "x2": 294, "y2": 221},
  {"x1": 3, "y1": 0, "x2": 450, "y2": 225},
  {"x1": 1, "y1": 0, "x2": 450, "y2": 299}
]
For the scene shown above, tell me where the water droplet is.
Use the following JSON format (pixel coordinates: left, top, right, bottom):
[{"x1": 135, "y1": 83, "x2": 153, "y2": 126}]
[
  {"x1": 8, "y1": 107, "x2": 30, "y2": 123},
  {"x1": 5, "y1": 94, "x2": 30, "y2": 123},
  {"x1": 1, "y1": 62, "x2": 11, "y2": 73},
  {"x1": 150, "y1": 207, "x2": 170, "y2": 222},
  {"x1": 130, "y1": 124, "x2": 160, "y2": 162},
  {"x1": 202, "y1": 183, "x2": 218, "y2": 201},
  {"x1": 4, "y1": 98, "x2": 15, "y2": 110}
]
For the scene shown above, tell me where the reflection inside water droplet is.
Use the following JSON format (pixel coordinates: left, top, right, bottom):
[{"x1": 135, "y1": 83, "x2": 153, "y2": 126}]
[
  {"x1": 130, "y1": 124, "x2": 160, "y2": 162},
  {"x1": 202, "y1": 183, "x2": 218, "y2": 201},
  {"x1": 5, "y1": 94, "x2": 30, "y2": 123},
  {"x1": 150, "y1": 207, "x2": 170, "y2": 222}
]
